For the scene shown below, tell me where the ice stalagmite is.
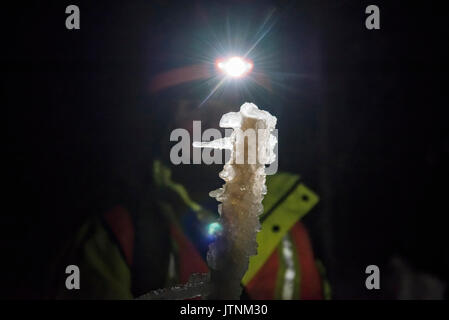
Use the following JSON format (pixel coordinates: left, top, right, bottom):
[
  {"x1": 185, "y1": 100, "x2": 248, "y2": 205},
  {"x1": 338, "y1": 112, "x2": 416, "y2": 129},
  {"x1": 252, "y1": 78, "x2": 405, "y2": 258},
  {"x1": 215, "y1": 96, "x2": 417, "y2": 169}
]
[
  {"x1": 138, "y1": 103, "x2": 277, "y2": 300},
  {"x1": 198, "y1": 102, "x2": 277, "y2": 299}
]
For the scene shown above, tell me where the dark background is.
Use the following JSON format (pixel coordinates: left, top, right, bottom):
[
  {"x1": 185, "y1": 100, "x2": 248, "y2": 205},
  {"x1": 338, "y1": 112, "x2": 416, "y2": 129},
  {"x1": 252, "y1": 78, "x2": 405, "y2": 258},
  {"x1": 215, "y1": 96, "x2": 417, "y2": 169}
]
[{"x1": 2, "y1": 0, "x2": 448, "y2": 299}]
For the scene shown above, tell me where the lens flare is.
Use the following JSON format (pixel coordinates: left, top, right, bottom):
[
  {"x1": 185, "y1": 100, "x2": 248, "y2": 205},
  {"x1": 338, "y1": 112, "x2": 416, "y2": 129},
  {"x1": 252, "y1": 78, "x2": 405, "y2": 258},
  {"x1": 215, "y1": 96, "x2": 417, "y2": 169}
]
[
  {"x1": 207, "y1": 222, "x2": 222, "y2": 236},
  {"x1": 217, "y1": 56, "x2": 253, "y2": 78}
]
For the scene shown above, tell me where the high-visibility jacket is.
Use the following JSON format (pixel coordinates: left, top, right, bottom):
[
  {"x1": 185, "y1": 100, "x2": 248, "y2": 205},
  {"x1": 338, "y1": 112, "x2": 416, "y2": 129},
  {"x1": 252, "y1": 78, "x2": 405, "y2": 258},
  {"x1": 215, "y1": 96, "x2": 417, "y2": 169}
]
[{"x1": 54, "y1": 160, "x2": 330, "y2": 300}]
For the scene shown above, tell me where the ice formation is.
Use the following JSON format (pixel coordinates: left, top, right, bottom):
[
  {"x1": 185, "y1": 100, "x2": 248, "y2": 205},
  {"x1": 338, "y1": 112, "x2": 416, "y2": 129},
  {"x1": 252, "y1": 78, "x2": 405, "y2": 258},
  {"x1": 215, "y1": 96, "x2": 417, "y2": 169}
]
[
  {"x1": 201, "y1": 102, "x2": 277, "y2": 299},
  {"x1": 139, "y1": 103, "x2": 277, "y2": 300},
  {"x1": 136, "y1": 273, "x2": 210, "y2": 300}
]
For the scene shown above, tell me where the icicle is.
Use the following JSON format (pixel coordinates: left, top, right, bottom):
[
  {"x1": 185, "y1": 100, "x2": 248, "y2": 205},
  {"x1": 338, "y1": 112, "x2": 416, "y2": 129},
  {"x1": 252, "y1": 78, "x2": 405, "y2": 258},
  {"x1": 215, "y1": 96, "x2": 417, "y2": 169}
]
[
  {"x1": 138, "y1": 103, "x2": 277, "y2": 300},
  {"x1": 202, "y1": 102, "x2": 277, "y2": 299}
]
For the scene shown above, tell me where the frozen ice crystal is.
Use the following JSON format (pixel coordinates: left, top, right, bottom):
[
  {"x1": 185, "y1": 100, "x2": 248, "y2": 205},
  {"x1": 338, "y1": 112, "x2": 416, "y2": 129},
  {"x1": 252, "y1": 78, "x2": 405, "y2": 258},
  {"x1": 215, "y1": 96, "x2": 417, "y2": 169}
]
[
  {"x1": 204, "y1": 102, "x2": 277, "y2": 299},
  {"x1": 137, "y1": 103, "x2": 277, "y2": 300},
  {"x1": 136, "y1": 273, "x2": 210, "y2": 300}
]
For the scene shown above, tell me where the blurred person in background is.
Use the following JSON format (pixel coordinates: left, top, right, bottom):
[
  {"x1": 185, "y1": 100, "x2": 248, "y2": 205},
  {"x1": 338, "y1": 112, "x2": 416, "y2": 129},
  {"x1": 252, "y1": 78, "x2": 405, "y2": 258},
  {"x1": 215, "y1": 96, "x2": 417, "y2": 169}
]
[{"x1": 49, "y1": 92, "x2": 329, "y2": 300}]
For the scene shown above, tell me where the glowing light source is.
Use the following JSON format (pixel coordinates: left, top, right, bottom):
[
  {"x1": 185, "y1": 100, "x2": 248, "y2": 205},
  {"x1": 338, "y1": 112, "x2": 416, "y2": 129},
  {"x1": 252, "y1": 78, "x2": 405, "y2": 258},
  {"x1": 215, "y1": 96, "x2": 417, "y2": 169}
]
[
  {"x1": 217, "y1": 56, "x2": 253, "y2": 78},
  {"x1": 207, "y1": 222, "x2": 222, "y2": 236}
]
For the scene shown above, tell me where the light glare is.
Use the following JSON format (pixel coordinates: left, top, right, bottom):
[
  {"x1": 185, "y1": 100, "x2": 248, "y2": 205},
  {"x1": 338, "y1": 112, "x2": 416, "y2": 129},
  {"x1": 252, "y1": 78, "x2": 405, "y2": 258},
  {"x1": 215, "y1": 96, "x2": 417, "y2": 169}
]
[
  {"x1": 207, "y1": 222, "x2": 222, "y2": 236},
  {"x1": 217, "y1": 56, "x2": 253, "y2": 78}
]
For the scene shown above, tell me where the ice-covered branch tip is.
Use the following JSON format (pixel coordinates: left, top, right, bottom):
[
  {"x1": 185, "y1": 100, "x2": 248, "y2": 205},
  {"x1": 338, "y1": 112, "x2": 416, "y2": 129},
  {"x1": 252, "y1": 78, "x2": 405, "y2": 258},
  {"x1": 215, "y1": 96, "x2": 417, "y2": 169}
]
[
  {"x1": 198, "y1": 102, "x2": 277, "y2": 299},
  {"x1": 138, "y1": 103, "x2": 277, "y2": 300}
]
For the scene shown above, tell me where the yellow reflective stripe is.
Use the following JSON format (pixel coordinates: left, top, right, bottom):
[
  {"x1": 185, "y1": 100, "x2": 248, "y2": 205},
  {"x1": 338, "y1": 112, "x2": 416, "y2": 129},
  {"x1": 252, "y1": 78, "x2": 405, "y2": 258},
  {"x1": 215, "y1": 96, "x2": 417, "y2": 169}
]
[
  {"x1": 242, "y1": 183, "x2": 319, "y2": 286},
  {"x1": 153, "y1": 160, "x2": 202, "y2": 212},
  {"x1": 262, "y1": 173, "x2": 300, "y2": 218}
]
